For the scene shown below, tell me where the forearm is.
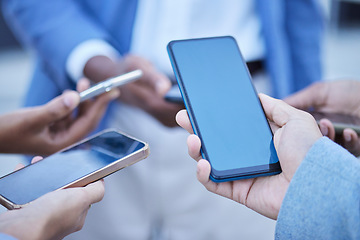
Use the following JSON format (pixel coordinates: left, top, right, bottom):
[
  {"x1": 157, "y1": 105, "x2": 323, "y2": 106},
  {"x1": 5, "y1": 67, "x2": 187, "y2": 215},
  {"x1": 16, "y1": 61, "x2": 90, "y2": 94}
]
[{"x1": 276, "y1": 137, "x2": 360, "y2": 239}]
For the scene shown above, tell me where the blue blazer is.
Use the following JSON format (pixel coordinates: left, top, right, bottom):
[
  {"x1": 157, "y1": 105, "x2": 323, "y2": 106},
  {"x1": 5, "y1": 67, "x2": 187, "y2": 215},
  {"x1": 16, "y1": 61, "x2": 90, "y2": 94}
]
[{"x1": 3, "y1": 0, "x2": 323, "y2": 106}]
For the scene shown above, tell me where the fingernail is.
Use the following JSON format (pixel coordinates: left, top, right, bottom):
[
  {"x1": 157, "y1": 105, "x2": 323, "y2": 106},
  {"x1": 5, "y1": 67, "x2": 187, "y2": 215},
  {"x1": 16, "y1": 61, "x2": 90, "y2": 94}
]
[
  {"x1": 344, "y1": 133, "x2": 351, "y2": 142},
  {"x1": 155, "y1": 81, "x2": 169, "y2": 94},
  {"x1": 320, "y1": 123, "x2": 328, "y2": 136},
  {"x1": 63, "y1": 92, "x2": 76, "y2": 108}
]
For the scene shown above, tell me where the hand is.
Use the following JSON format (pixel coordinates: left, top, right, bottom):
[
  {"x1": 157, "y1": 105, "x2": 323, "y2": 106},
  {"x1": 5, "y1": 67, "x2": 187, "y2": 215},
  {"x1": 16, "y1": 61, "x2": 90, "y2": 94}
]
[
  {"x1": 176, "y1": 94, "x2": 322, "y2": 219},
  {"x1": 0, "y1": 157, "x2": 105, "y2": 240},
  {"x1": 84, "y1": 55, "x2": 184, "y2": 127},
  {"x1": 285, "y1": 80, "x2": 360, "y2": 156},
  {"x1": 0, "y1": 79, "x2": 119, "y2": 155}
]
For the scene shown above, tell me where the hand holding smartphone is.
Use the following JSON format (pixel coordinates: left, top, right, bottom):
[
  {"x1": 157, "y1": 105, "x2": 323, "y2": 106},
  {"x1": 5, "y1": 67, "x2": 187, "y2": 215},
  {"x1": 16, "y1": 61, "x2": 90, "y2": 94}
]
[
  {"x1": 0, "y1": 129, "x2": 149, "y2": 209},
  {"x1": 309, "y1": 111, "x2": 360, "y2": 134},
  {"x1": 167, "y1": 36, "x2": 281, "y2": 182}
]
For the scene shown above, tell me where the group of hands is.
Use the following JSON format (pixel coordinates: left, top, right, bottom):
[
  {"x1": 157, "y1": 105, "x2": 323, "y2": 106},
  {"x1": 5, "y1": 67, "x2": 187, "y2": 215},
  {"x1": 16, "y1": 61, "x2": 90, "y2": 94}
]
[{"x1": 1, "y1": 54, "x2": 359, "y2": 239}]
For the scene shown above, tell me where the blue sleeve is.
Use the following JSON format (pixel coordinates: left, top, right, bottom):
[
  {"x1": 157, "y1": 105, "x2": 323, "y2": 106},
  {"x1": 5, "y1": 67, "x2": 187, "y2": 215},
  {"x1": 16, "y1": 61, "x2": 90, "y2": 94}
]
[
  {"x1": 2, "y1": 0, "x2": 110, "y2": 89},
  {"x1": 0, "y1": 233, "x2": 17, "y2": 240},
  {"x1": 285, "y1": 0, "x2": 324, "y2": 92},
  {"x1": 256, "y1": 0, "x2": 323, "y2": 98},
  {"x1": 275, "y1": 137, "x2": 360, "y2": 239}
]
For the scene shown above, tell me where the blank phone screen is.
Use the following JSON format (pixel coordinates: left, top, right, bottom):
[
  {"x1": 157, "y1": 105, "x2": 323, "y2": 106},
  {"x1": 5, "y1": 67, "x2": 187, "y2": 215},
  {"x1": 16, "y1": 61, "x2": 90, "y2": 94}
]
[
  {"x1": 0, "y1": 131, "x2": 145, "y2": 205},
  {"x1": 168, "y1": 37, "x2": 280, "y2": 180}
]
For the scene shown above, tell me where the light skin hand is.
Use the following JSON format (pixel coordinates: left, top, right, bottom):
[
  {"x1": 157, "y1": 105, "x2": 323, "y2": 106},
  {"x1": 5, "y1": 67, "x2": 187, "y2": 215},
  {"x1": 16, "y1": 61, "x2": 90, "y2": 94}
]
[
  {"x1": 0, "y1": 79, "x2": 119, "y2": 156},
  {"x1": 84, "y1": 55, "x2": 184, "y2": 127},
  {"x1": 176, "y1": 94, "x2": 322, "y2": 219},
  {"x1": 285, "y1": 80, "x2": 360, "y2": 156},
  {"x1": 0, "y1": 157, "x2": 105, "y2": 240}
]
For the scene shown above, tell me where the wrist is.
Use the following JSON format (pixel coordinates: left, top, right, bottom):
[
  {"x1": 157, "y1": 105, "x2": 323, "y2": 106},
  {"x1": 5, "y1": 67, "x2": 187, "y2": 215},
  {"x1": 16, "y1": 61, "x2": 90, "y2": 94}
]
[{"x1": 0, "y1": 210, "x2": 45, "y2": 240}]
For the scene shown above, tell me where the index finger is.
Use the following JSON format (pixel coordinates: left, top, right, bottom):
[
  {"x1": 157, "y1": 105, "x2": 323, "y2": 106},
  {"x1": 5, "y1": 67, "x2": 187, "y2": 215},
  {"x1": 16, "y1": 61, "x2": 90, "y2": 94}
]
[{"x1": 176, "y1": 109, "x2": 194, "y2": 134}]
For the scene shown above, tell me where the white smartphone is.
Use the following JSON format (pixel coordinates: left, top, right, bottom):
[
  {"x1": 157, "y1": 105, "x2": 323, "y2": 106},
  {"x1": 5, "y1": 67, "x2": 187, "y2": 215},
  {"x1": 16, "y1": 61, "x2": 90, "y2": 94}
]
[
  {"x1": 80, "y1": 69, "x2": 143, "y2": 102},
  {"x1": 0, "y1": 129, "x2": 149, "y2": 210}
]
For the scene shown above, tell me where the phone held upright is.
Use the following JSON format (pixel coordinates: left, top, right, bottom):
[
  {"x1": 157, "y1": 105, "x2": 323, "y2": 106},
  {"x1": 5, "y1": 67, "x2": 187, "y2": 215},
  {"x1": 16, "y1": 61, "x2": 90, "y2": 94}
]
[{"x1": 167, "y1": 36, "x2": 281, "y2": 182}]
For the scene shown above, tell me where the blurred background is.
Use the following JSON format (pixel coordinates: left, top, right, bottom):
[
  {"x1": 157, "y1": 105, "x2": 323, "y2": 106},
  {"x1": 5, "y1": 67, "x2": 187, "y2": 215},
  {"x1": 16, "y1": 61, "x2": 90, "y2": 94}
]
[{"x1": 0, "y1": 0, "x2": 359, "y2": 219}]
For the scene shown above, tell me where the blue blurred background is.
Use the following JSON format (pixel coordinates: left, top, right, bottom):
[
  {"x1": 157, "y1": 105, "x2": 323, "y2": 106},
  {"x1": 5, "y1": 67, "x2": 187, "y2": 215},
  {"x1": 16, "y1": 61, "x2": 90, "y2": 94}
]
[{"x1": 0, "y1": 0, "x2": 359, "y2": 222}]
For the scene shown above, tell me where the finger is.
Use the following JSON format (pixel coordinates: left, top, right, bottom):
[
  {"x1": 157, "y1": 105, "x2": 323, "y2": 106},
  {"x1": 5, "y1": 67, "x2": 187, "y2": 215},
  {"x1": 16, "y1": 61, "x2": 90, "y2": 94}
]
[
  {"x1": 176, "y1": 110, "x2": 194, "y2": 133},
  {"x1": 65, "y1": 90, "x2": 120, "y2": 145},
  {"x1": 187, "y1": 134, "x2": 202, "y2": 161},
  {"x1": 284, "y1": 82, "x2": 328, "y2": 110},
  {"x1": 14, "y1": 163, "x2": 25, "y2": 171},
  {"x1": 342, "y1": 128, "x2": 360, "y2": 154},
  {"x1": 49, "y1": 114, "x2": 74, "y2": 133},
  {"x1": 15, "y1": 156, "x2": 44, "y2": 171},
  {"x1": 269, "y1": 121, "x2": 280, "y2": 134},
  {"x1": 197, "y1": 159, "x2": 212, "y2": 185},
  {"x1": 154, "y1": 73, "x2": 171, "y2": 96},
  {"x1": 343, "y1": 128, "x2": 358, "y2": 143},
  {"x1": 32, "y1": 91, "x2": 80, "y2": 126},
  {"x1": 259, "y1": 93, "x2": 295, "y2": 127},
  {"x1": 140, "y1": 67, "x2": 171, "y2": 96},
  {"x1": 31, "y1": 156, "x2": 43, "y2": 164},
  {"x1": 82, "y1": 180, "x2": 105, "y2": 204},
  {"x1": 319, "y1": 119, "x2": 335, "y2": 140},
  {"x1": 196, "y1": 159, "x2": 232, "y2": 198},
  {"x1": 77, "y1": 78, "x2": 91, "y2": 92}
]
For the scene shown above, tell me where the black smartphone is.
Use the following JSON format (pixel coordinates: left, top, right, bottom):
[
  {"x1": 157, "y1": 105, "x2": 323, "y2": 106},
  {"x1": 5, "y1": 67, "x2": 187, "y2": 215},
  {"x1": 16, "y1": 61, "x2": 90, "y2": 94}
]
[
  {"x1": 0, "y1": 129, "x2": 149, "y2": 209},
  {"x1": 309, "y1": 111, "x2": 360, "y2": 134},
  {"x1": 167, "y1": 36, "x2": 281, "y2": 182}
]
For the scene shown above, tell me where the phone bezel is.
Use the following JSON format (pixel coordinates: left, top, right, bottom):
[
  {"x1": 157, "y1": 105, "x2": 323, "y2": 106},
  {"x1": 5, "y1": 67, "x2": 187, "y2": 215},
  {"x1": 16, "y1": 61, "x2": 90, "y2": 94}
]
[
  {"x1": 0, "y1": 129, "x2": 149, "y2": 210},
  {"x1": 167, "y1": 36, "x2": 281, "y2": 182}
]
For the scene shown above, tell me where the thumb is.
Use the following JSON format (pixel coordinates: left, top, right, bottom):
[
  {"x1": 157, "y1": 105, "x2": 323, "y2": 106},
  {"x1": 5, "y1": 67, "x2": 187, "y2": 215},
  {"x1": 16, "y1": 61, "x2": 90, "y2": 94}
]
[
  {"x1": 259, "y1": 93, "x2": 298, "y2": 127},
  {"x1": 82, "y1": 180, "x2": 105, "y2": 204},
  {"x1": 284, "y1": 82, "x2": 326, "y2": 110},
  {"x1": 35, "y1": 91, "x2": 80, "y2": 125}
]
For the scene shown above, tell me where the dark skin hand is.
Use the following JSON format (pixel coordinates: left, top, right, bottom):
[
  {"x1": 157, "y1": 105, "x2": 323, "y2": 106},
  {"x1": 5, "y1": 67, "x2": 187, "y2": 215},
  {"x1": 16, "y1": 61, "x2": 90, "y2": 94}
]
[
  {"x1": 0, "y1": 79, "x2": 119, "y2": 156},
  {"x1": 84, "y1": 55, "x2": 184, "y2": 127},
  {"x1": 285, "y1": 80, "x2": 360, "y2": 156}
]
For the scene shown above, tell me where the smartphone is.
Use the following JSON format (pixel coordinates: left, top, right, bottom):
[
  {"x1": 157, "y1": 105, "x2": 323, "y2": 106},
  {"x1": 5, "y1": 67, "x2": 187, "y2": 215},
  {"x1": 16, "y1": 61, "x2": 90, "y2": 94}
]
[
  {"x1": 79, "y1": 69, "x2": 142, "y2": 102},
  {"x1": 0, "y1": 129, "x2": 149, "y2": 209},
  {"x1": 167, "y1": 36, "x2": 281, "y2": 182},
  {"x1": 309, "y1": 110, "x2": 360, "y2": 134}
]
